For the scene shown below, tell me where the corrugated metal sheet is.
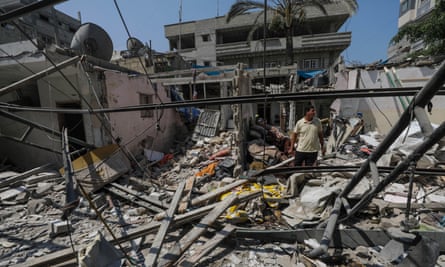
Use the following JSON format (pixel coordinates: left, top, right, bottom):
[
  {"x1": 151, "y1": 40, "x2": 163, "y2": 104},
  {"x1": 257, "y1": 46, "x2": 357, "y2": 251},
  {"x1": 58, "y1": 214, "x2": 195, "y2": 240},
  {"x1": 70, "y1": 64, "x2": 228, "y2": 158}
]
[{"x1": 192, "y1": 110, "x2": 220, "y2": 141}]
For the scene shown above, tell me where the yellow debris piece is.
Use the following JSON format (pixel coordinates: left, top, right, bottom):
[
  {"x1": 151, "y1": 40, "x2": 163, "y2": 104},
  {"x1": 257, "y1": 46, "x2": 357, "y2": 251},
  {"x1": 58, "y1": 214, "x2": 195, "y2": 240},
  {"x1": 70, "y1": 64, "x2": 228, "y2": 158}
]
[{"x1": 219, "y1": 182, "x2": 287, "y2": 222}]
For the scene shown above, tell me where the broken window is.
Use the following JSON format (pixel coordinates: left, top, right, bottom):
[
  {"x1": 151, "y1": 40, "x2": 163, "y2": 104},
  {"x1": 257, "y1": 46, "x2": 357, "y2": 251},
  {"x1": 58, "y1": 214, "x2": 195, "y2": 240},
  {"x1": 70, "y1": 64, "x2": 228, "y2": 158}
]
[
  {"x1": 303, "y1": 58, "x2": 320, "y2": 70},
  {"x1": 202, "y1": 34, "x2": 210, "y2": 42},
  {"x1": 139, "y1": 93, "x2": 154, "y2": 118}
]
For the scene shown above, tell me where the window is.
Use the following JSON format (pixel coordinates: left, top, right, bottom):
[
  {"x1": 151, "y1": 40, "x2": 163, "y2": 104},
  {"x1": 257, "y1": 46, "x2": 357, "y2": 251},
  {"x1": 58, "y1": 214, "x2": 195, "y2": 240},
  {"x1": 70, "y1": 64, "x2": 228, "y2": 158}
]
[
  {"x1": 139, "y1": 93, "x2": 153, "y2": 118},
  {"x1": 303, "y1": 59, "x2": 320, "y2": 70},
  {"x1": 400, "y1": 0, "x2": 416, "y2": 16},
  {"x1": 203, "y1": 61, "x2": 211, "y2": 67},
  {"x1": 417, "y1": 0, "x2": 432, "y2": 18},
  {"x1": 202, "y1": 34, "x2": 210, "y2": 42}
]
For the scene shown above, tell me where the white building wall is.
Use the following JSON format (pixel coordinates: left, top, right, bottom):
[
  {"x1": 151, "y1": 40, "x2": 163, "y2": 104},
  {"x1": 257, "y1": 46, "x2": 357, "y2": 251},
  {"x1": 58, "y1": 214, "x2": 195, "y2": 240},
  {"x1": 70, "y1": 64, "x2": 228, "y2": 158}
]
[{"x1": 333, "y1": 65, "x2": 445, "y2": 135}]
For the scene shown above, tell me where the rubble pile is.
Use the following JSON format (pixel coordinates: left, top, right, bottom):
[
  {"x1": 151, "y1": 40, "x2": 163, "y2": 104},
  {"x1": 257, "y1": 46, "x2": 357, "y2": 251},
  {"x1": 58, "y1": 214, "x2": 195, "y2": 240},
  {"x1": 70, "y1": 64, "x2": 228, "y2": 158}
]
[{"x1": 1, "y1": 121, "x2": 445, "y2": 267}]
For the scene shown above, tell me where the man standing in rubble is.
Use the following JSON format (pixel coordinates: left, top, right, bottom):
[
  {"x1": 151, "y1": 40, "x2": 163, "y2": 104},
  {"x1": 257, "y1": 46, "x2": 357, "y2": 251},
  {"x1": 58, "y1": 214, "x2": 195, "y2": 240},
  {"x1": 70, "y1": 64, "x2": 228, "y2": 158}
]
[{"x1": 288, "y1": 105, "x2": 325, "y2": 166}]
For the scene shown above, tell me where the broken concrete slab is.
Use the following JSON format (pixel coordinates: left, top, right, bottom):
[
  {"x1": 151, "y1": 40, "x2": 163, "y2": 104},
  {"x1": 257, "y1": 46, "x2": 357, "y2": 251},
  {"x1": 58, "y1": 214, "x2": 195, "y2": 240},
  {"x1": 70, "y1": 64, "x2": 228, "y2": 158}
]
[
  {"x1": 0, "y1": 186, "x2": 26, "y2": 201},
  {"x1": 0, "y1": 164, "x2": 52, "y2": 189},
  {"x1": 378, "y1": 239, "x2": 405, "y2": 264},
  {"x1": 48, "y1": 220, "x2": 71, "y2": 237},
  {"x1": 62, "y1": 144, "x2": 131, "y2": 193},
  {"x1": 78, "y1": 232, "x2": 123, "y2": 267}
]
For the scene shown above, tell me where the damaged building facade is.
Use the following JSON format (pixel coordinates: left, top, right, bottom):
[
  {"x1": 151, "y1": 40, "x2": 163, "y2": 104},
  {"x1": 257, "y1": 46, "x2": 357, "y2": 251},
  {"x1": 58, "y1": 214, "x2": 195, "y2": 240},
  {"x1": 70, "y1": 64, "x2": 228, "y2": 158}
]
[
  {"x1": 0, "y1": 39, "x2": 187, "y2": 169},
  {"x1": 163, "y1": 2, "x2": 354, "y2": 128}
]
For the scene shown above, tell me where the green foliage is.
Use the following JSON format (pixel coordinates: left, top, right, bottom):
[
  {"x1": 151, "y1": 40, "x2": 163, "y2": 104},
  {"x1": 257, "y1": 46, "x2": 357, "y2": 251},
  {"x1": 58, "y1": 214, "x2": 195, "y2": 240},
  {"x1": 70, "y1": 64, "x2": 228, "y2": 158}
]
[{"x1": 392, "y1": 0, "x2": 445, "y2": 56}]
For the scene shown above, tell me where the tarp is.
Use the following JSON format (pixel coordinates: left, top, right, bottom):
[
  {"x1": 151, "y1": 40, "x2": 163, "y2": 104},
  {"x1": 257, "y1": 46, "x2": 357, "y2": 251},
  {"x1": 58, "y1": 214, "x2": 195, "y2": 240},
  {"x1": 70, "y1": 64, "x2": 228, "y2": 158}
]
[{"x1": 297, "y1": 69, "x2": 325, "y2": 79}]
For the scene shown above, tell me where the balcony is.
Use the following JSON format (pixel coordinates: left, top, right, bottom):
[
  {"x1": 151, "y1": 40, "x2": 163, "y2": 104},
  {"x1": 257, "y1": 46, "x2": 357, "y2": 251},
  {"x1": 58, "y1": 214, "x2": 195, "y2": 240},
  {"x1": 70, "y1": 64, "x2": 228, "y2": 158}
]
[
  {"x1": 215, "y1": 42, "x2": 250, "y2": 55},
  {"x1": 299, "y1": 32, "x2": 351, "y2": 50},
  {"x1": 215, "y1": 32, "x2": 351, "y2": 57}
]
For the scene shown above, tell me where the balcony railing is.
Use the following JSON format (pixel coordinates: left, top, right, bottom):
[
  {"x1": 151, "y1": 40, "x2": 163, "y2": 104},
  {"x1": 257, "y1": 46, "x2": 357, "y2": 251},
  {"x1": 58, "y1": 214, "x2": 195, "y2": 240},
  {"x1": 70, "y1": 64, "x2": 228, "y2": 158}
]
[{"x1": 215, "y1": 32, "x2": 351, "y2": 56}]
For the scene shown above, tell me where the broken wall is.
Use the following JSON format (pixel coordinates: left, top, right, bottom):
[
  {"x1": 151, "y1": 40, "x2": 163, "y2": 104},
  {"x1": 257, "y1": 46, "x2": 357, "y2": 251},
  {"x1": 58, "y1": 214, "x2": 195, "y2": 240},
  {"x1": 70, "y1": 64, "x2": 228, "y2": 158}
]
[
  {"x1": 104, "y1": 71, "x2": 187, "y2": 155},
  {"x1": 332, "y1": 65, "x2": 445, "y2": 135},
  {"x1": 0, "y1": 63, "x2": 103, "y2": 169}
]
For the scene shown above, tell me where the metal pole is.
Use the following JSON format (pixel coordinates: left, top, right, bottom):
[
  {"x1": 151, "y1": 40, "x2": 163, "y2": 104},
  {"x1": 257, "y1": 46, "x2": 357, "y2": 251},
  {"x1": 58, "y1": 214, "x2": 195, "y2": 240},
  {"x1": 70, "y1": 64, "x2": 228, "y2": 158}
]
[
  {"x1": 5, "y1": 87, "x2": 445, "y2": 114},
  {"x1": 348, "y1": 119, "x2": 445, "y2": 218},
  {"x1": 309, "y1": 60, "x2": 445, "y2": 258},
  {"x1": 342, "y1": 60, "x2": 445, "y2": 197},
  {"x1": 403, "y1": 161, "x2": 417, "y2": 231}
]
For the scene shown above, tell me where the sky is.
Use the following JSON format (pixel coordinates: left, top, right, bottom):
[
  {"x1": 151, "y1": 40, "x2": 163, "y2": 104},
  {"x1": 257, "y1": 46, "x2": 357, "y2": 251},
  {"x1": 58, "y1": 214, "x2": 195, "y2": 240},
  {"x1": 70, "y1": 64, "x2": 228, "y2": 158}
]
[{"x1": 56, "y1": 0, "x2": 400, "y2": 65}]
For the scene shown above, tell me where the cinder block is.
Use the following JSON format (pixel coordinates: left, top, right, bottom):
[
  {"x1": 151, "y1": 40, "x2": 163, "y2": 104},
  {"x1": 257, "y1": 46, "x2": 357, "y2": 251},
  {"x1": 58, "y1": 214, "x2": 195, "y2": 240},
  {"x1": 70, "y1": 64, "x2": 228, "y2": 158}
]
[{"x1": 49, "y1": 220, "x2": 70, "y2": 237}]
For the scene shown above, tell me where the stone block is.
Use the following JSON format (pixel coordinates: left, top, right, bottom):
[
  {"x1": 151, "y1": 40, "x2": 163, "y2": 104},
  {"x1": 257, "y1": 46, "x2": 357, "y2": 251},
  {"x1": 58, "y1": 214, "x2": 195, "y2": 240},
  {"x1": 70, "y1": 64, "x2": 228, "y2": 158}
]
[{"x1": 49, "y1": 220, "x2": 70, "y2": 237}]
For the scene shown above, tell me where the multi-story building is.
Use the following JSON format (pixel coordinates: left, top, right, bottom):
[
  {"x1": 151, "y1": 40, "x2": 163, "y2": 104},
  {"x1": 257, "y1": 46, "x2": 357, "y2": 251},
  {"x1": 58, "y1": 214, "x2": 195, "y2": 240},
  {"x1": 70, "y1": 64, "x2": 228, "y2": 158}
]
[
  {"x1": 388, "y1": 0, "x2": 437, "y2": 62},
  {"x1": 163, "y1": 3, "x2": 354, "y2": 129},
  {"x1": 0, "y1": 0, "x2": 80, "y2": 48},
  {"x1": 164, "y1": 3, "x2": 353, "y2": 71}
]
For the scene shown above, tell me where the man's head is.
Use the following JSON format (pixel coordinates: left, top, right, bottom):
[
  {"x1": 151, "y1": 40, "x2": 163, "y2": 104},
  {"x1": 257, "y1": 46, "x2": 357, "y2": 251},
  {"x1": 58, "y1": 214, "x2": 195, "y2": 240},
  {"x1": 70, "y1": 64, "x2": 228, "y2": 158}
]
[{"x1": 304, "y1": 105, "x2": 316, "y2": 120}]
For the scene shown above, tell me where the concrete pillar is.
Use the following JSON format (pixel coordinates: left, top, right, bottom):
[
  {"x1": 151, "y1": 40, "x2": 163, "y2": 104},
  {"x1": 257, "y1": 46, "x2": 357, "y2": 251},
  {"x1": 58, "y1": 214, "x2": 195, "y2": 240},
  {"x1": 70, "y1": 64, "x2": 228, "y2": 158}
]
[{"x1": 233, "y1": 63, "x2": 253, "y2": 170}]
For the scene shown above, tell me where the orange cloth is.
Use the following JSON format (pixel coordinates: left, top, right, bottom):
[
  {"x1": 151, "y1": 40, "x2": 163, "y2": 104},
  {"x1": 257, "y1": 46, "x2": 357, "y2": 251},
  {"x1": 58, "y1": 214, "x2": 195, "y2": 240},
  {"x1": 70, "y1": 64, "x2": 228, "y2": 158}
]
[{"x1": 195, "y1": 162, "x2": 219, "y2": 177}]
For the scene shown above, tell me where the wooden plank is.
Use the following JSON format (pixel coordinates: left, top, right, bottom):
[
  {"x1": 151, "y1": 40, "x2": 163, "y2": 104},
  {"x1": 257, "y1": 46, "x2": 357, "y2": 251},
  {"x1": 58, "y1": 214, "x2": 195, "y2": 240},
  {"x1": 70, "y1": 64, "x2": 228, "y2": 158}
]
[
  {"x1": 266, "y1": 156, "x2": 295, "y2": 169},
  {"x1": 158, "y1": 194, "x2": 238, "y2": 267},
  {"x1": 24, "y1": 172, "x2": 61, "y2": 185},
  {"x1": 369, "y1": 161, "x2": 380, "y2": 186},
  {"x1": 109, "y1": 182, "x2": 169, "y2": 209},
  {"x1": 190, "y1": 179, "x2": 248, "y2": 206},
  {"x1": 178, "y1": 224, "x2": 236, "y2": 266},
  {"x1": 16, "y1": 191, "x2": 260, "y2": 267},
  {"x1": 104, "y1": 186, "x2": 164, "y2": 213},
  {"x1": 0, "y1": 163, "x2": 52, "y2": 189},
  {"x1": 178, "y1": 176, "x2": 195, "y2": 213},
  {"x1": 155, "y1": 179, "x2": 249, "y2": 221},
  {"x1": 146, "y1": 180, "x2": 186, "y2": 267}
]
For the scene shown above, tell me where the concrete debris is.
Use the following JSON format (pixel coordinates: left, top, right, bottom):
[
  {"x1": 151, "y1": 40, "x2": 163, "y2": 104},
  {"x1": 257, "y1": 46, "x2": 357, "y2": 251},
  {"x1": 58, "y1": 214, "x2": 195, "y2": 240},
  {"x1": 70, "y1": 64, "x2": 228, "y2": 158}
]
[
  {"x1": 78, "y1": 232, "x2": 123, "y2": 267},
  {"x1": 48, "y1": 220, "x2": 71, "y2": 237},
  {"x1": 1, "y1": 117, "x2": 445, "y2": 267}
]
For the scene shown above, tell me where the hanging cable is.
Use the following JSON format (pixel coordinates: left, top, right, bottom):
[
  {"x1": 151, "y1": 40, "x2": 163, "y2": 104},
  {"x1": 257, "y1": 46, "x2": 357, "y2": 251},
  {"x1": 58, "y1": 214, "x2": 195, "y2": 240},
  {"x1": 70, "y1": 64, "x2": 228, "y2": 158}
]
[
  {"x1": 6, "y1": 17, "x2": 152, "y2": 176},
  {"x1": 358, "y1": 72, "x2": 393, "y2": 128},
  {"x1": 112, "y1": 0, "x2": 164, "y2": 126},
  {"x1": 1, "y1": 10, "x2": 156, "y2": 260},
  {"x1": 0, "y1": 47, "x2": 78, "y2": 101}
]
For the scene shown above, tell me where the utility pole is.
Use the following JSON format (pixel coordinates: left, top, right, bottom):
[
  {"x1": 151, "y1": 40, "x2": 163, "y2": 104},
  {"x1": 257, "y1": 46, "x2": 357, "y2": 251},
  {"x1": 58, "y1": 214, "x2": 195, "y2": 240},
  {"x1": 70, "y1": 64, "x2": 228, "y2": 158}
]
[
  {"x1": 178, "y1": 0, "x2": 182, "y2": 53},
  {"x1": 262, "y1": 0, "x2": 267, "y2": 122}
]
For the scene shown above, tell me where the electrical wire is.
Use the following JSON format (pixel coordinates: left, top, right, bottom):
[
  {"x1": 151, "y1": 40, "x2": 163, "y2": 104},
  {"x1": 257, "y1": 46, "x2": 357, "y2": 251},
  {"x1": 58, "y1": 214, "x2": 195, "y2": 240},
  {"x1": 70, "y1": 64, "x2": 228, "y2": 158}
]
[
  {"x1": 112, "y1": 0, "x2": 172, "y2": 174},
  {"x1": 112, "y1": 0, "x2": 164, "y2": 125},
  {"x1": 0, "y1": 47, "x2": 78, "y2": 101},
  {"x1": 358, "y1": 72, "x2": 393, "y2": 128},
  {"x1": 2, "y1": 13, "x2": 153, "y2": 257},
  {"x1": 6, "y1": 16, "x2": 151, "y2": 178}
]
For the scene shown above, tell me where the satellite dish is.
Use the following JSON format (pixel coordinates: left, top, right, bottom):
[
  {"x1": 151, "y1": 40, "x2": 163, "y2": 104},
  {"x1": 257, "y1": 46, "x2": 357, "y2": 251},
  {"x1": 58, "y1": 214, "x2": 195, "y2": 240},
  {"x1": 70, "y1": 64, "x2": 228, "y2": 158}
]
[
  {"x1": 127, "y1": 37, "x2": 144, "y2": 52},
  {"x1": 70, "y1": 23, "x2": 113, "y2": 61}
]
